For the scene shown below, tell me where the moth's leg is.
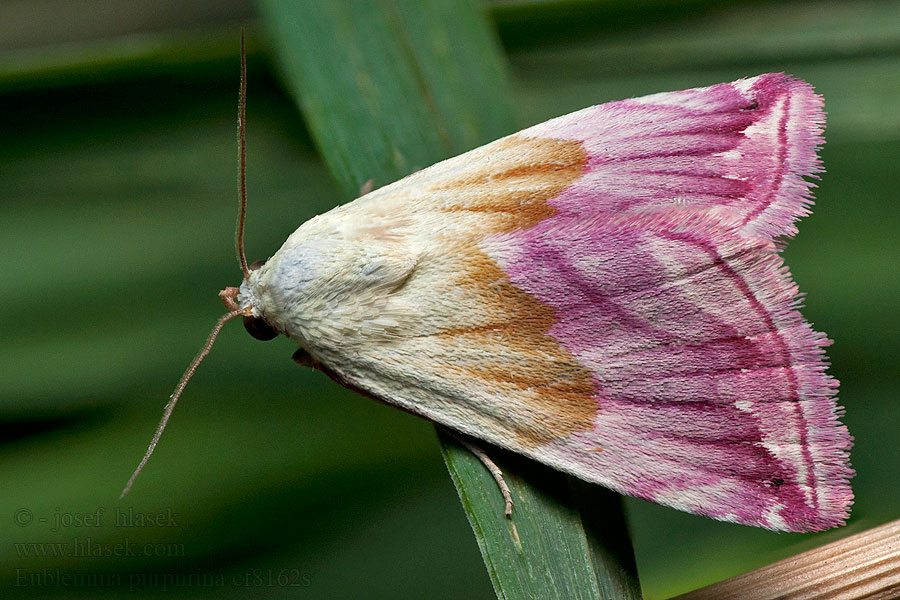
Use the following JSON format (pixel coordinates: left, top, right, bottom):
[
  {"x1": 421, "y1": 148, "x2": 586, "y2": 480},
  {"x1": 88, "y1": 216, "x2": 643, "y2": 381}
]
[
  {"x1": 291, "y1": 348, "x2": 318, "y2": 368},
  {"x1": 358, "y1": 179, "x2": 374, "y2": 197},
  {"x1": 444, "y1": 428, "x2": 514, "y2": 518}
]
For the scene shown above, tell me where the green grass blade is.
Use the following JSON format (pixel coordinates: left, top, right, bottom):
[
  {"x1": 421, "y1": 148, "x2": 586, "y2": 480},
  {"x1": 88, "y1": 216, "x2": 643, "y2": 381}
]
[
  {"x1": 256, "y1": 0, "x2": 512, "y2": 198},
  {"x1": 255, "y1": 1, "x2": 640, "y2": 597},
  {"x1": 440, "y1": 431, "x2": 641, "y2": 599}
]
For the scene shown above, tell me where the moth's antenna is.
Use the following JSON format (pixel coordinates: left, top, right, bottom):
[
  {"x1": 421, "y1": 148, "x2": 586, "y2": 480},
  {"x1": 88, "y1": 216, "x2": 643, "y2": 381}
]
[
  {"x1": 120, "y1": 309, "x2": 244, "y2": 498},
  {"x1": 236, "y1": 28, "x2": 250, "y2": 280}
]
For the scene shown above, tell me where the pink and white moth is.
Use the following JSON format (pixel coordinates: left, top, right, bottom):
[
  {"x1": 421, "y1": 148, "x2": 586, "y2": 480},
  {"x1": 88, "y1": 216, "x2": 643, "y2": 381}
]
[{"x1": 125, "y1": 62, "x2": 853, "y2": 532}]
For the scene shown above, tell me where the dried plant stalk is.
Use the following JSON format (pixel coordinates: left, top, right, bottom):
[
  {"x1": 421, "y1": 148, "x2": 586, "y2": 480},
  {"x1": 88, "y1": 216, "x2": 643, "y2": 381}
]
[{"x1": 675, "y1": 519, "x2": 900, "y2": 600}]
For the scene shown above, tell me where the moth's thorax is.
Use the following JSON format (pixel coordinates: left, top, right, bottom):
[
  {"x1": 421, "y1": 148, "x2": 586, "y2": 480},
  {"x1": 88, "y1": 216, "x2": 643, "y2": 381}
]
[
  {"x1": 238, "y1": 211, "x2": 420, "y2": 354},
  {"x1": 237, "y1": 239, "x2": 331, "y2": 344}
]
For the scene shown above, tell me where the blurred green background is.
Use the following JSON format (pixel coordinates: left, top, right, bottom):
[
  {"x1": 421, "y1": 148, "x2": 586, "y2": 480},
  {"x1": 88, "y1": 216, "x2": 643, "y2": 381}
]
[{"x1": 2, "y1": 1, "x2": 898, "y2": 598}]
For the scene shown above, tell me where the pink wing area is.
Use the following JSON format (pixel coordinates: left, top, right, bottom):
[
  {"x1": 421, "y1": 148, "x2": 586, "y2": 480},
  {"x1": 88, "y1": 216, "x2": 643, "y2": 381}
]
[
  {"x1": 481, "y1": 74, "x2": 851, "y2": 531},
  {"x1": 524, "y1": 72, "x2": 825, "y2": 240},
  {"x1": 486, "y1": 210, "x2": 851, "y2": 532}
]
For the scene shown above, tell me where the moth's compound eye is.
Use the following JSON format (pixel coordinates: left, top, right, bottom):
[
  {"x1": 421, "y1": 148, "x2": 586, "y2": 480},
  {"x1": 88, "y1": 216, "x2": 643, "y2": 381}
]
[
  {"x1": 243, "y1": 316, "x2": 278, "y2": 341},
  {"x1": 249, "y1": 259, "x2": 267, "y2": 271}
]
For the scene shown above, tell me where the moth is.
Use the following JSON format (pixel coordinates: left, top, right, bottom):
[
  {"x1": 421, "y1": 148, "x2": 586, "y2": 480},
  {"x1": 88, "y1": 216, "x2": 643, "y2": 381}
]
[{"x1": 124, "y1": 51, "x2": 853, "y2": 533}]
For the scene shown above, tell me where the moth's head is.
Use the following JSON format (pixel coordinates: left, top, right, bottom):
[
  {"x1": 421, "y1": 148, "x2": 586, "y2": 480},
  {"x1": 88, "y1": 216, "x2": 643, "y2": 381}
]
[{"x1": 219, "y1": 258, "x2": 279, "y2": 342}]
